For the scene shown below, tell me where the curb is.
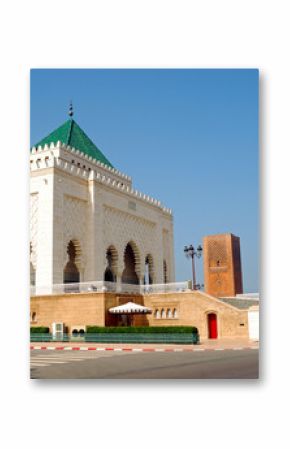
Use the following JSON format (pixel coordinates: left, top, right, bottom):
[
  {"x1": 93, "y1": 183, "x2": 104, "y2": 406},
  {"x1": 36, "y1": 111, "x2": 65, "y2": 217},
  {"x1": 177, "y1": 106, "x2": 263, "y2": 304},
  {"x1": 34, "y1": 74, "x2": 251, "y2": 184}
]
[{"x1": 30, "y1": 345, "x2": 258, "y2": 353}]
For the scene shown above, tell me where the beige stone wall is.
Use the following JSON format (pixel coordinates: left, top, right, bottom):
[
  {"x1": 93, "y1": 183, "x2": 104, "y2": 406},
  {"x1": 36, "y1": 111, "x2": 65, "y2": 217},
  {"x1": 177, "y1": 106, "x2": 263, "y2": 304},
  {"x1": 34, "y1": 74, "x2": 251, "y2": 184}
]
[
  {"x1": 31, "y1": 291, "x2": 249, "y2": 339},
  {"x1": 144, "y1": 291, "x2": 248, "y2": 339},
  {"x1": 30, "y1": 293, "x2": 106, "y2": 332}
]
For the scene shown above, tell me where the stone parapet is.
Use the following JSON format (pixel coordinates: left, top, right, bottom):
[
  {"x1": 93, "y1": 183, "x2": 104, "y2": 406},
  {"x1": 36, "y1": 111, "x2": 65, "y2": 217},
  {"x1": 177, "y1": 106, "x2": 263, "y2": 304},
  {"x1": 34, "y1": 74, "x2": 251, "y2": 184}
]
[
  {"x1": 30, "y1": 290, "x2": 250, "y2": 339},
  {"x1": 30, "y1": 142, "x2": 172, "y2": 216}
]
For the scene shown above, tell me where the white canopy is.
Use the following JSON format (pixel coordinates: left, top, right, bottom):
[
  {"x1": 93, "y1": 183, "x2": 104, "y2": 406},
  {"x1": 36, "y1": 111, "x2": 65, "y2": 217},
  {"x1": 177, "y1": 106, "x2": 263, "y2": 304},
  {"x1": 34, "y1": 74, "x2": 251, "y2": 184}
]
[{"x1": 109, "y1": 302, "x2": 152, "y2": 314}]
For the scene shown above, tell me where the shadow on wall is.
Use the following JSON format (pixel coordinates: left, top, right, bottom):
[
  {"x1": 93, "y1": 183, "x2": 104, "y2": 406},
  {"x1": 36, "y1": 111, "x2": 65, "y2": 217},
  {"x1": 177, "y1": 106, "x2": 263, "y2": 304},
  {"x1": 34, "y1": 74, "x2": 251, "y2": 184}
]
[{"x1": 121, "y1": 243, "x2": 139, "y2": 284}]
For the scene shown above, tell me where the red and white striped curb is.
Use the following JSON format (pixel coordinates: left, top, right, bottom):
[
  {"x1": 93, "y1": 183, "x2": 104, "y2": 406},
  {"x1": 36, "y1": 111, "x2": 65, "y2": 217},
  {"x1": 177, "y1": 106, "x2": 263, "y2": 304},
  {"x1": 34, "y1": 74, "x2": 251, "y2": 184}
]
[{"x1": 30, "y1": 345, "x2": 258, "y2": 352}]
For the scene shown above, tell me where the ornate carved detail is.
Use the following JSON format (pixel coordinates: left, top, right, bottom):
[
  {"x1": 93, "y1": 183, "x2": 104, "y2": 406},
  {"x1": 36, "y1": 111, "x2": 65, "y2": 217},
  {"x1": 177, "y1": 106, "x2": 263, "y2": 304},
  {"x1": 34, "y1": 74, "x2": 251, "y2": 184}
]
[
  {"x1": 162, "y1": 229, "x2": 170, "y2": 260},
  {"x1": 103, "y1": 207, "x2": 156, "y2": 262},
  {"x1": 30, "y1": 193, "x2": 39, "y2": 267},
  {"x1": 208, "y1": 238, "x2": 228, "y2": 268},
  {"x1": 162, "y1": 229, "x2": 170, "y2": 281},
  {"x1": 63, "y1": 196, "x2": 88, "y2": 268}
]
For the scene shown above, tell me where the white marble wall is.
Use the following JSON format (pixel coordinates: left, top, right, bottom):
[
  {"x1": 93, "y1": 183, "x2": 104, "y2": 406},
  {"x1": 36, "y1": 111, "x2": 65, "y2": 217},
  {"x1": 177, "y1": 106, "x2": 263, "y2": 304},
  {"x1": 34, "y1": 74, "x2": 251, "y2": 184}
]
[{"x1": 30, "y1": 143, "x2": 175, "y2": 287}]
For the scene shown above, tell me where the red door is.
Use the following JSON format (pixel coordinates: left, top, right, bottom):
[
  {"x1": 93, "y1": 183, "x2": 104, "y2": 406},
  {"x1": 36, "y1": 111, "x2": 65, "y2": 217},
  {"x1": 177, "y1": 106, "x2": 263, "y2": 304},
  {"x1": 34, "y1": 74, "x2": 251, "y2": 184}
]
[{"x1": 208, "y1": 313, "x2": 218, "y2": 339}]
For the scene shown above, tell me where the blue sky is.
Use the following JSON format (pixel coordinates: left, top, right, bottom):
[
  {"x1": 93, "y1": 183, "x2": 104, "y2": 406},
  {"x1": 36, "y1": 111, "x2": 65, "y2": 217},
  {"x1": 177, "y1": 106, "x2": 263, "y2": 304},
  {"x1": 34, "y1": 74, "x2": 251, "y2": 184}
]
[{"x1": 30, "y1": 69, "x2": 259, "y2": 292}]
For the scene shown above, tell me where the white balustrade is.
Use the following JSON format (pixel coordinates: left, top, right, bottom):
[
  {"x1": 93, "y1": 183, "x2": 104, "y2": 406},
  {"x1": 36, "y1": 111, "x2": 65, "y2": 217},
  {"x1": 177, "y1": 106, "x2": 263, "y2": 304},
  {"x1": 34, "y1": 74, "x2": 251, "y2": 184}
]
[{"x1": 30, "y1": 281, "x2": 190, "y2": 297}]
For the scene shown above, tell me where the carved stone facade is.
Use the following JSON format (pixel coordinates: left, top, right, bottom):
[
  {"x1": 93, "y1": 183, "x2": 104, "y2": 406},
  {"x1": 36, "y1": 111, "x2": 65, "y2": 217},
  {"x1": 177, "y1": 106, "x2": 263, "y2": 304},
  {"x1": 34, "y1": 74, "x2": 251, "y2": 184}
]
[
  {"x1": 30, "y1": 193, "x2": 39, "y2": 269},
  {"x1": 30, "y1": 127, "x2": 175, "y2": 289},
  {"x1": 203, "y1": 233, "x2": 243, "y2": 297}
]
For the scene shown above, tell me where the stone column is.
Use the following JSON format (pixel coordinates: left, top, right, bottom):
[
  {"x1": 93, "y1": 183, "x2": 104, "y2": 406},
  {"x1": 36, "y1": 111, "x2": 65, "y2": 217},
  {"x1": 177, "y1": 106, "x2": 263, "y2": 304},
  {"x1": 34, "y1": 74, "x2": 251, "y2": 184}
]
[
  {"x1": 35, "y1": 171, "x2": 55, "y2": 293},
  {"x1": 116, "y1": 247, "x2": 125, "y2": 292},
  {"x1": 116, "y1": 271, "x2": 123, "y2": 292},
  {"x1": 139, "y1": 253, "x2": 145, "y2": 285},
  {"x1": 154, "y1": 221, "x2": 164, "y2": 284},
  {"x1": 168, "y1": 220, "x2": 175, "y2": 282},
  {"x1": 94, "y1": 188, "x2": 105, "y2": 283},
  {"x1": 86, "y1": 170, "x2": 97, "y2": 281},
  {"x1": 52, "y1": 165, "x2": 65, "y2": 285}
]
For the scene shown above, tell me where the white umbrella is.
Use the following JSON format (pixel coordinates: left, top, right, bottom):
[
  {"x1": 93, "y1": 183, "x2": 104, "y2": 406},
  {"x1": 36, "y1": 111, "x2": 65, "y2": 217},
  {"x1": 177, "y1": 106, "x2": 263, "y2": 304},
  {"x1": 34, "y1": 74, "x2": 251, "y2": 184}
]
[{"x1": 109, "y1": 301, "x2": 152, "y2": 314}]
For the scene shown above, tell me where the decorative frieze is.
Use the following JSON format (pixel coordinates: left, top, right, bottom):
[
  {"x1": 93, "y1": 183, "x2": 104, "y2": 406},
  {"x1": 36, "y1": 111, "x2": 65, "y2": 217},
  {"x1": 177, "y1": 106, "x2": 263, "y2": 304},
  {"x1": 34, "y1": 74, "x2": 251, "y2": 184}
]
[{"x1": 30, "y1": 142, "x2": 172, "y2": 216}]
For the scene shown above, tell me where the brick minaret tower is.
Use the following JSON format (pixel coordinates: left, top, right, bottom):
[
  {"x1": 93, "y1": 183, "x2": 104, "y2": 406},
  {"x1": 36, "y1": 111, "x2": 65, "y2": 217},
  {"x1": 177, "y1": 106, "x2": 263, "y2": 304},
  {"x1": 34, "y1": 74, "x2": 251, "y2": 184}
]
[{"x1": 203, "y1": 233, "x2": 243, "y2": 297}]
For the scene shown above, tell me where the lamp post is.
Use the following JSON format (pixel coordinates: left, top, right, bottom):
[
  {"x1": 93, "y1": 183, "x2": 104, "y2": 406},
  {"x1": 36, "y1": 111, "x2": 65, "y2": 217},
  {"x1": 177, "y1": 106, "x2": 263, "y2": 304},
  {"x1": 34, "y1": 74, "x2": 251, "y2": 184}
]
[{"x1": 184, "y1": 244, "x2": 203, "y2": 290}]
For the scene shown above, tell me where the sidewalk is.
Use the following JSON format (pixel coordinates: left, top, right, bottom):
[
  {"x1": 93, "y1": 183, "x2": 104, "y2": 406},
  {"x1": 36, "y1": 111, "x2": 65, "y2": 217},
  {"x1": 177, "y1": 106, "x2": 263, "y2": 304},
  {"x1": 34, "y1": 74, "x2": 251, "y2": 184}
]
[{"x1": 30, "y1": 337, "x2": 259, "y2": 352}]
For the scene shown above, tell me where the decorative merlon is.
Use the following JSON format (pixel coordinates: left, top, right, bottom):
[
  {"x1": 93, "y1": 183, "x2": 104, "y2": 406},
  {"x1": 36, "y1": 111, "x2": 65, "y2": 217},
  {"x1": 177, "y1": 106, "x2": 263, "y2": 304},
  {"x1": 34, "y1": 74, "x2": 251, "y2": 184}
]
[
  {"x1": 30, "y1": 142, "x2": 172, "y2": 215},
  {"x1": 31, "y1": 141, "x2": 130, "y2": 181}
]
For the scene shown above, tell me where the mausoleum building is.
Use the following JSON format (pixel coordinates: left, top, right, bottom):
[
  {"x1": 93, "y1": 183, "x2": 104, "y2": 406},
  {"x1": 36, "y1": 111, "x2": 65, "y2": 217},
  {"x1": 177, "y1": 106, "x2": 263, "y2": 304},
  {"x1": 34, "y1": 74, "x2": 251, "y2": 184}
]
[{"x1": 30, "y1": 115, "x2": 175, "y2": 291}]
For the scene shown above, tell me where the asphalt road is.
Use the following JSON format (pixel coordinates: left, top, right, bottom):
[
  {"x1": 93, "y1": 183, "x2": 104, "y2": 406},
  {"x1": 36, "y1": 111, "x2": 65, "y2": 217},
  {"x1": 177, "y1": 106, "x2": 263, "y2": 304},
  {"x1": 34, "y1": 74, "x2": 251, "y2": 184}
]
[{"x1": 30, "y1": 348, "x2": 259, "y2": 379}]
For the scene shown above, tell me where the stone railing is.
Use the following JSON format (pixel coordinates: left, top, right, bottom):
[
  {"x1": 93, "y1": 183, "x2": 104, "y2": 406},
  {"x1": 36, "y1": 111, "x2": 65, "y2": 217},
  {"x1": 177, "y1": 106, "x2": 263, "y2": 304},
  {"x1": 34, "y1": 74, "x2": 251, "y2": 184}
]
[
  {"x1": 141, "y1": 281, "x2": 190, "y2": 295},
  {"x1": 30, "y1": 281, "x2": 190, "y2": 297}
]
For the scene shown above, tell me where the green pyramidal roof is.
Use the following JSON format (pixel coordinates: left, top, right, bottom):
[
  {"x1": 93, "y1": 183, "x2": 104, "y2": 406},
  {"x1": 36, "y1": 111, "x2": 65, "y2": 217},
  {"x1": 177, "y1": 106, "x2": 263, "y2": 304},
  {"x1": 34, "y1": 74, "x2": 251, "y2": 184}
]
[{"x1": 32, "y1": 119, "x2": 114, "y2": 168}]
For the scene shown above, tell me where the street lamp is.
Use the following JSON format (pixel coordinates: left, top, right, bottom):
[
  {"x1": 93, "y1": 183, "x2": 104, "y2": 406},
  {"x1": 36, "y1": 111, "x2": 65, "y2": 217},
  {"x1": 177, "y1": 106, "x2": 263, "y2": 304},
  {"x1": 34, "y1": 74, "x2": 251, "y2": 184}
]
[{"x1": 184, "y1": 244, "x2": 203, "y2": 290}]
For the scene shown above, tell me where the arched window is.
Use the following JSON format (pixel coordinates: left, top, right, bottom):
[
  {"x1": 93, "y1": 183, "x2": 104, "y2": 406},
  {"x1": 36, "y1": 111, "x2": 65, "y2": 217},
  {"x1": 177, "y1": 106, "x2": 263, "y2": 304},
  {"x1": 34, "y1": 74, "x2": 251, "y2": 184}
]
[
  {"x1": 104, "y1": 267, "x2": 114, "y2": 282},
  {"x1": 30, "y1": 262, "x2": 36, "y2": 286},
  {"x1": 167, "y1": 309, "x2": 172, "y2": 319},
  {"x1": 30, "y1": 243, "x2": 36, "y2": 286},
  {"x1": 104, "y1": 247, "x2": 117, "y2": 282},
  {"x1": 144, "y1": 257, "x2": 149, "y2": 285},
  {"x1": 161, "y1": 308, "x2": 166, "y2": 319},
  {"x1": 104, "y1": 248, "x2": 115, "y2": 282},
  {"x1": 173, "y1": 308, "x2": 178, "y2": 319},
  {"x1": 63, "y1": 240, "x2": 80, "y2": 285},
  {"x1": 144, "y1": 254, "x2": 154, "y2": 285},
  {"x1": 154, "y1": 309, "x2": 160, "y2": 319},
  {"x1": 121, "y1": 243, "x2": 139, "y2": 285},
  {"x1": 31, "y1": 312, "x2": 36, "y2": 322},
  {"x1": 163, "y1": 260, "x2": 168, "y2": 284}
]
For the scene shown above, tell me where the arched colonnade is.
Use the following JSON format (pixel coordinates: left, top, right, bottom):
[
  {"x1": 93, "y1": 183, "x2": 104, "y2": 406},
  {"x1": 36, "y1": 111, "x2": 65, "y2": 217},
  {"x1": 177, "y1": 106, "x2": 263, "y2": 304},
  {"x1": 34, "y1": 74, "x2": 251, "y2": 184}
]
[{"x1": 62, "y1": 240, "x2": 169, "y2": 286}]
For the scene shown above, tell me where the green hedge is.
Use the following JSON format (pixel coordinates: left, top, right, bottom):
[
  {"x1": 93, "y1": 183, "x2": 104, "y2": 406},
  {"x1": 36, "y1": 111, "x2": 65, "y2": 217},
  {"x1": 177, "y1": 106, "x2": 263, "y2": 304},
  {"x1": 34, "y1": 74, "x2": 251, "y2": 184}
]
[
  {"x1": 86, "y1": 326, "x2": 198, "y2": 334},
  {"x1": 30, "y1": 326, "x2": 50, "y2": 334}
]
